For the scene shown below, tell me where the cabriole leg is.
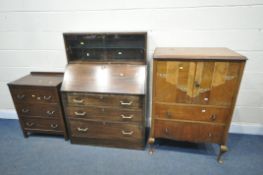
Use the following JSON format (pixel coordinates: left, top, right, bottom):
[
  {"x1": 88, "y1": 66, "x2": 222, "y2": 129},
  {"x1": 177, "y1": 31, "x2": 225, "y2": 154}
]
[{"x1": 217, "y1": 145, "x2": 228, "y2": 164}]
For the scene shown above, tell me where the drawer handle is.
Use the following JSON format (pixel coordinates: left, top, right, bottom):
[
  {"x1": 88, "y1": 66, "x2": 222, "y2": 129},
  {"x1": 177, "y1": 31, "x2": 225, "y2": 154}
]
[
  {"x1": 46, "y1": 110, "x2": 55, "y2": 116},
  {"x1": 77, "y1": 127, "x2": 88, "y2": 132},
  {"x1": 73, "y1": 99, "x2": 84, "y2": 103},
  {"x1": 43, "y1": 96, "x2": 52, "y2": 101},
  {"x1": 210, "y1": 114, "x2": 217, "y2": 121},
  {"x1": 21, "y1": 108, "x2": 30, "y2": 113},
  {"x1": 26, "y1": 122, "x2": 34, "y2": 127},
  {"x1": 50, "y1": 124, "x2": 58, "y2": 129},
  {"x1": 121, "y1": 130, "x2": 134, "y2": 136},
  {"x1": 120, "y1": 101, "x2": 133, "y2": 106},
  {"x1": 17, "y1": 94, "x2": 25, "y2": 100},
  {"x1": 74, "y1": 111, "x2": 87, "y2": 116},
  {"x1": 121, "y1": 114, "x2": 134, "y2": 119}
]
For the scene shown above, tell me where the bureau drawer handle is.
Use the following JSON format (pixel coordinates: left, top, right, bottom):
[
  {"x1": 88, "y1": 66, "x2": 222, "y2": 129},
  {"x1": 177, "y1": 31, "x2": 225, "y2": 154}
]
[
  {"x1": 121, "y1": 130, "x2": 134, "y2": 136},
  {"x1": 26, "y1": 122, "x2": 34, "y2": 127},
  {"x1": 74, "y1": 111, "x2": 87, "y2": 116},
  {"x1": 120, "y1": 101, "x2": 133, "y2": 106},
  {"x1": 73, "y1": 99, "x2": 84, "y2": 103},
  {"x1": 21, "y1": 108, "x2": 30, "y2": 113},
  {"x1": 210, "y1": 114, "x2": 217, "y2": 121},
  {"x1": 50, "y1": 124, "x2": 58, "y2": 129},
  {"x1": 17, "y1": 94, "x2": 25, "y2": 100},
  {"x1": 46, "y1": 110, "x2": 55, "y2": 116},
  {"x1": 44, "y1": 96, "x2": 52, "y2": 100},
  {"x1": 77, "y1": 127, "x2": 88, "y2": 132},
  {"x1": 121, "y1": 114, "x2": 134, "y2": 119}
]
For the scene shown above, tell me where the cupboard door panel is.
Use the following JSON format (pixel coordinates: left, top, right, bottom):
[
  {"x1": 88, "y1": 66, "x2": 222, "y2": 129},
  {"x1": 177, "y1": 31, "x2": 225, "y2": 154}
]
[{"x1": 154, "y1": 61, "x2": 195, "y2": 104}]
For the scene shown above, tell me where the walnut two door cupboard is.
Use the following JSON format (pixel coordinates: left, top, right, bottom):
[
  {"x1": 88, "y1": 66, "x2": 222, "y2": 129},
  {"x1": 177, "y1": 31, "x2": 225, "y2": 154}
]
[{"x1": 149, "y1": 48, "x2": 246, "y2": 163}]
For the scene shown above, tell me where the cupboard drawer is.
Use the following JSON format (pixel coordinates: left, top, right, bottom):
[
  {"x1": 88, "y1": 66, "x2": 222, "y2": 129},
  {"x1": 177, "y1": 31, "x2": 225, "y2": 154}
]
[
  {"x1": 10, "y1": 86, "x2": 59, "y2": 104},
  {"x1": 65, "y1": 106, "x2": 143, "y2": 123},
  {"x1": 69, "y1": 119, "x2": 144, "y2": 142},
  {"x1": 154, "y1": 103, "x2": 229, "y2": 124},
  {"x1": 63, "y1": 93, "x2": 143, "y2": 109},
  {"x1": 16, "y1": 103, "x2": 62, "y2": 119},
  {"x1": 21, "y1": 118, "x2": 64, "y2": 132},
  {"x1": 154, "y1": 119, "x2": 224, "y2": 144}
]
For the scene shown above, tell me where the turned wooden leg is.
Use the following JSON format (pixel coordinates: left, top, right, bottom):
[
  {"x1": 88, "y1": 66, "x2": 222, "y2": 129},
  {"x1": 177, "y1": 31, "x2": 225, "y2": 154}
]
[
  {"x1": 217, "y1": 145, "x2": 228, "y2": 164},
  {"x1": 148, "y1": 137, "x2": 155, "y2": 155},
  {"x1": 23, "y1": 131, "x2": 28, "y2": 138},
  {"x1": 64, "y1": 134, "x2": 69, "y2": 141}
]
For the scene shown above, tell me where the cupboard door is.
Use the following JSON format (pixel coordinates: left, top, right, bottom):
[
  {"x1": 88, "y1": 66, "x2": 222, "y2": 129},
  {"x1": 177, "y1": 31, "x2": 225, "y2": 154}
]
[
  {"x1": 192, "y1": 61, "x2": 241, "y2": 106},
  {"x1": 154, "y1": 61, "x2": 196, "y2": 104}
]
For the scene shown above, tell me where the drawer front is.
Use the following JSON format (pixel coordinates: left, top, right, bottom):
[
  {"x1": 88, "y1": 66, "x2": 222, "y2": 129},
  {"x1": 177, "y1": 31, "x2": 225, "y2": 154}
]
[
  {"x1": 21, "y1": 118, "x2": 64, "y2": 132},
  {"x1": 65, "y1": 106, "x2": 143, "y2": 123},
  {"x1": 10, "y1": 86, "x2": 59, "y2": 104},
  {"x1": 154, "y1": 119, "x2": 224, "y2": 144},
  {"x1": 69, "y1": 119, "x2": 144, "y2": 142},
  {"x1": 63, "y1": 93, "x2": 143, "y2": 109},
  {"x1": 154, "y1": 103, "x2": 229, "y2": 124},
  {"x1": 16, "y1": 103, "x2": 62, "y2": 119}
]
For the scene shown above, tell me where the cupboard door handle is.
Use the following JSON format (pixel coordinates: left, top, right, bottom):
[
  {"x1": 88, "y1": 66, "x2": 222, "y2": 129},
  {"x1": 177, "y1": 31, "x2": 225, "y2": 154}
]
[
  {"x1": 17, "y1": 94, "x2": 25, "y2": 100},
  {"x1": 120, "y1": 101, "x2": 133, "y2": 106},
  {"x1": 210, "y1": 114, "x2": 217, "y2": 121},
  {"x1": 43, "y1": 96, "x2": 52, "y2": 100},
  {"x1": 74, "y1": 111, "x2": 86, "y2": 116},
  {"x1": 121, "y1": 114, "x2": 134, "y2": 119},
  {"x1": 77, "y1": 127, "x2": 88, "y2": 132},
  {"x1": 26, "y1": 122, "x2": 34, "y2": 127},
  {"x1": 50, "y1": 124, "x2": 58, "y2": 129},
  {"x1": 21, "y1": 108, "x2": 30, "y2": 113},
  {"x1": 46, "y1": 110, "x2": 55, "y2": 116},
  {"x1": 121, "y1": 130, "x2": 134, "y2": 136},
  {"x1": 73, "y1": 99, "x2": 84, "y2": 104}
]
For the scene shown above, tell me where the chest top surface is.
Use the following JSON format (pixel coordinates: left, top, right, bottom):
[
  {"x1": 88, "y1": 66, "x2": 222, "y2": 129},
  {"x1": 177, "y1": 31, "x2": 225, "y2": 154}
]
[
  {"x1": 154, "y1": 47, "x2": 247, "y2": 61},
  {"x1": 61, "y1": 63, "x2": 146, "y2": 95},
  {"x1": 8, "y1": 72, "x2": 64, "y2": 87}
]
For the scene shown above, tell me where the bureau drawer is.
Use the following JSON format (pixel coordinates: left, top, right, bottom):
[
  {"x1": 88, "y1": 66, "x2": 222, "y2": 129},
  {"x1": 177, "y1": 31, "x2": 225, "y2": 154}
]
[
  {"x1": 21, "y1": 118, "x2": 64, "y2": 132},
  {"x1": 154, "y1": 103, "x2": 229, "y2": 124},
  {"x1": 63, "y1": 93, "x2": 143, "y2": 109},
  {"x1": 16, "y1": 103, "x2": 62, "y2": 119},
  {"x1": 69, "y1": 119, "x2": 144, "y2": 142},
  {"x1": 154, "y1": 119, "x2": 224, "y2": 144},
  {"x1": 65, "y1": 106, "x2": 143, "y2": 123},
  {"x1": 9, "y1": 86, "x2": 59, "y2": 104}
]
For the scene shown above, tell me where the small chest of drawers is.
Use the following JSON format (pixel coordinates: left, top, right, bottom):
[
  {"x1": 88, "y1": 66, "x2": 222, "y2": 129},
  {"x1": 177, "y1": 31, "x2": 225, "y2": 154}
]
[
  {"x1": 149, "y1": 48, "x2": 246, "y2": 163},
  {"x1": 8, "y1": 72, "x2": 68, "y2": 139}
]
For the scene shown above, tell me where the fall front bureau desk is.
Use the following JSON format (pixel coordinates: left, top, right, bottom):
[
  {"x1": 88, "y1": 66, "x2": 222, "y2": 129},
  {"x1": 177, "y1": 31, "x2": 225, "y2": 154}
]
[{"x1": 149, "y1": 47, "x2": 246, "y2": 163}]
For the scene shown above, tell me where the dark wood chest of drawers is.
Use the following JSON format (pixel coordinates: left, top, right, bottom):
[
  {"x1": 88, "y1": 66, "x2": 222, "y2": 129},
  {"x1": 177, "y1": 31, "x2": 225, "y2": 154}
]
[
  {"x1": 61, "y1": 33, "x2": 147, "y2": 149},
  {"x1": 8, "y1": 72, "x2": 68, "y2": 139},
  {"x1": 149, "y1": 48, "x2": 246, "y2": 162}
]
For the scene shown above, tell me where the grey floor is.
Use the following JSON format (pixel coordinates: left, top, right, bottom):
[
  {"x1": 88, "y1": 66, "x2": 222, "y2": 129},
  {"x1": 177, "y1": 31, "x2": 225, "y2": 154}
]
[{"x1": 0, "y1": 119, "x2": 263, "y2": 175}]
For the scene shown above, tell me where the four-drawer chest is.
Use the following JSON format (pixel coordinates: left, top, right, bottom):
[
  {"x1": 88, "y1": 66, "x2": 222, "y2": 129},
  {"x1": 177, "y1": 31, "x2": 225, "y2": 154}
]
[
  {"x1": 149, "y1": 47, "x2": 246, "y2": 163},
  {"x1": 8, "y1": 72, "x2": 68, "y2": 139}
]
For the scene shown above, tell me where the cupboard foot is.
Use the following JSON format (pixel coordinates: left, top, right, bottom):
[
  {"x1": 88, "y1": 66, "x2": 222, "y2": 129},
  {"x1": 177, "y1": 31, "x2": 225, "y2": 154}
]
[{"x1": 217, "y1": 145, "x2": 228, "y2": 164}]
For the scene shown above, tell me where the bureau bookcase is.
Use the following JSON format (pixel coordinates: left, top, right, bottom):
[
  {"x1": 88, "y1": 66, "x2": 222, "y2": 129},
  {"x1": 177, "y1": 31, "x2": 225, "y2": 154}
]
[
  {"x1": 149, "y1": 48, "x2": 246, "y2": 163},
  {"x1": 61, "y1": 32, "x2": 147, "y2": 149}
]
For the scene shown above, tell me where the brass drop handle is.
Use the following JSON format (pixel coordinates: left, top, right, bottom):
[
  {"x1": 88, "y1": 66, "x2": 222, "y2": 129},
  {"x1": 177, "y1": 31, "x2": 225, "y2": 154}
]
[
  {"x1": 166, "y1": 112, "x2": 172, "y2": 118},
  {"x1": 210, "y1": 114, "x2": 217, "y2": 121},
  {"x1": 21, "y1": 108, "x2": 30, "y2": 113},
  {"x1": 165, "y1": 128, "x2": 169, "y2": 133},
  {"x1": 74, "y1": 111, "x2": 87, "y2": 116},
  {"x1": 208, "y1": 133, "x2": 212, "y2": 137},
  {"x1": 120, "y1": 101, "x2": 133, "y2": 106},
  {"x1": 121, "y1": 130, "x2": 134, "y2": 136},
  {"x1": 121, "y1": 114, "x2": 134, "y2": 119},
  {"x1": 73, "y1": 99, "x2": 84, "y2": 104},
  {"x1": 50, "y1": 124, "x2": 58, "y2": 129},
  {"x1": 77, "y1": 127, "x2": 88, "y2": 132},
  {"x1": 17, "y1": 94, "x2": 25, "y2": 100},
  {"x1": 26, "y1": 122, "x2": 34, "y2": 127},
  {"x1": 43, "y1": 96, "x2": 52, "y2": 101},
  {"x1": 46, "y1": 110, "x2": 55, "y2": 116}
]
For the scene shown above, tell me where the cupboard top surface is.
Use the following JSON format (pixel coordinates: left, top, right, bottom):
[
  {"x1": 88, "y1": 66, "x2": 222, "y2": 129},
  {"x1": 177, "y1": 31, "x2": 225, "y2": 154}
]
[
  {"x1": 8, "y1": 72, "x2": 63, "y2": 87},
  {"x1": 154, "y1": 47, "x2": 247, "y2": 61},
  {"x1": 63, "y1": 32, "x2": 147, "y2": 63},
  {"x1": 61, "y1": 63, "x2": 147, "y2": 95}
]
